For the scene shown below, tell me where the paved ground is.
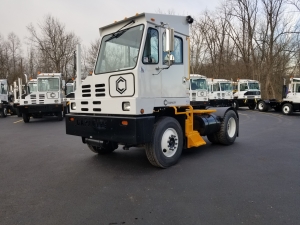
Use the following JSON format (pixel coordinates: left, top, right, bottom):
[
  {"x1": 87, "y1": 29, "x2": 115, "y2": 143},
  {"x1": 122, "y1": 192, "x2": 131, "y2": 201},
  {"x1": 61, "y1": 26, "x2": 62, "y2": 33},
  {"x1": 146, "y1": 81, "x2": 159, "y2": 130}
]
[{"x1": 0, "y1": 109, "x2": 299, "y2": 225}]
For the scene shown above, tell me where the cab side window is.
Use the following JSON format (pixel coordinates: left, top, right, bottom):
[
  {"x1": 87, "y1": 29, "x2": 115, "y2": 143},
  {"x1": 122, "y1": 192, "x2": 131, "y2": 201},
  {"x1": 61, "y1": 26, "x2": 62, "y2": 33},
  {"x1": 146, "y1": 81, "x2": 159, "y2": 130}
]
[{"x1": 142, "y1": 28, "x2": 159, "y2": 64}]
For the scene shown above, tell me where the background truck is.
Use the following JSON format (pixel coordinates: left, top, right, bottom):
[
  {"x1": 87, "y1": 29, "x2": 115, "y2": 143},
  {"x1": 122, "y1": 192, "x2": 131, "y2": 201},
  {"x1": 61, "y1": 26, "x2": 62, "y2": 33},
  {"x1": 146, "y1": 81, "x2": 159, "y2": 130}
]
[
  {"x1": 257, "y1": 77, "x2": 300, "y2": 115},
  {"x1": 189, "y1": 74, "x2": 209, "y2": 108},
  {"x1": 18, "y1": 73, "x2": 67, "y2": 122},
  {"x1": 13, "y1": 78, "x2": 38, "y2": 117},
  {"x1": 232, "y1": 79, "x2": 261, "y2": 110},
  {"x1": 65, "y1": 13, "x2": 239, "y2": 168},
  {"x1": 0, "y1": 79, "x2": 16, "y2": 117},
  {"x1": 207, "y1": 78, "x2": 233, "y2": 107}
]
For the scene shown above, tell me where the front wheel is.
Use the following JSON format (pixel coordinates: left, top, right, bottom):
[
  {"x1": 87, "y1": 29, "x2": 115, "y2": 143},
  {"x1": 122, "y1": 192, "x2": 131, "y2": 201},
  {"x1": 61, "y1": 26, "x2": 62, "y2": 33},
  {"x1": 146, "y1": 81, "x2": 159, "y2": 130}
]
[
  {"x1": 22, "y1": 113, "x2": 30, "y2": 123},
  {"x1": 248, "y1": 104, "x2": 256, "y2": 110},
  {"x1": 0, "y1": 108, "x2": 7, "y2": 118},
  {"x1": 56, "y1": 110, "x2": 64, "y2": 121},
  {"x1": 233, "y1": 100, "x2": 239, "y2": 110},
  {"x1": 145, "y1": 117, "x2": 183, "y2": 168},
  {"x1": 217, "y1": 110, "x2": 238, "y2": 145},
  {"x1": 258, "y1": 101, "x2": 268, "y2": 112},
  {"x1": 87, "y1": 141, "x2": 118, "y2": 154},
  {"x1": 282, "y1": 103, "x2": 293, "y2": 115}
]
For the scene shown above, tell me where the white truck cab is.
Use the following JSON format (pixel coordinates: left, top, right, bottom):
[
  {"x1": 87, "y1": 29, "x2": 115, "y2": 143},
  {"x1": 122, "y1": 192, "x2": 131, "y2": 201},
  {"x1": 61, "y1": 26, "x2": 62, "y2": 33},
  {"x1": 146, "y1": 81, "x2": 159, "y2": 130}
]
[
  {"x1": 207, "y1": 78, "x2": 233, "y2": 107},
  {"x1": 18, "y1": 73, "x2": 67, "y2": 122},
  {"x1": 65, "y1": 13, "x2": 239, "y2": 168},
  {"x1": 189, "y1": 74, "x2": 209, "y2": 108},
  {"x1": 233, "y1": 79, "x2": 261, "y2": 109}
]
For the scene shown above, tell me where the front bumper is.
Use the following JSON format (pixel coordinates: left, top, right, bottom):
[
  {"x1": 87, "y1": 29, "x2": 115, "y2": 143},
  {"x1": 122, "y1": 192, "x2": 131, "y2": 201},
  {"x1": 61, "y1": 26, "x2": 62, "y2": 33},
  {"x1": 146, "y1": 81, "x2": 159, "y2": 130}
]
[
  {"x1": 18, "y1": 104, "x2": 63, "y2": 114},
  {"x1": 65, "y1": 114, "x2": 155, "y2": 145}
]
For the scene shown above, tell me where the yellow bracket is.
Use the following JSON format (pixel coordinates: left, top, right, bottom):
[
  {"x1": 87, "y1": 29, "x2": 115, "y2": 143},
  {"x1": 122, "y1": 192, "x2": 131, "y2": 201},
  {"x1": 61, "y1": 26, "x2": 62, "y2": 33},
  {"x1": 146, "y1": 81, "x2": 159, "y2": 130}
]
[{"x1": 172, "y1": 105, "x2": 216, "y2": 149}]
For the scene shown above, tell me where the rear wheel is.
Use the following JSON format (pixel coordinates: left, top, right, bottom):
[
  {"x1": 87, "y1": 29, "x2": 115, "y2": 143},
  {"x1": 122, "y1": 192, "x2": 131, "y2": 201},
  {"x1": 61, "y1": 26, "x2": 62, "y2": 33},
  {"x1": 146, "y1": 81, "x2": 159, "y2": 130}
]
[
  {"x1": 282, "y1": 103, "x2": 293, "y2": 115},
  {"x1": 145, "y1": 117, "x2": 183, "y2": 168},
  {"x1": 217, "y1": 110, "x2": 238, "y2": 145},
  {"x1": 258, "y1": 101, "x2": 268, "y2": 112},
  {"x1": 22, "y1": 113, "x2": 30, "y2": 123},
  {"x1": 87, "y1": 141, "x2": 118, "y2": 154}
]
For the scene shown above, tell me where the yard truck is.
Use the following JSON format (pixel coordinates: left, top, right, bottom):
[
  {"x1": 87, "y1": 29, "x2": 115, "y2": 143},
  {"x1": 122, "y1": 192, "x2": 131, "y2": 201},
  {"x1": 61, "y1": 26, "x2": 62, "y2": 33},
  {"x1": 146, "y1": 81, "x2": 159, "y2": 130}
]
[
  {"x1": 189, "y1": 74, "x2": 209, "y2": 109},
  {"x1": 65, "y1": 13, "x2": 239, "y2": 168},
  {"x1": 18, "y1": 73, "x2": 67, "y2": 122},
  {"x1": 257, "y1": 77, "x2": 300, "y2": 115},
  {"x1": 232, "y1": 79, "x2": 261, "y2": 110},
  {"x1": 207, "y1": 78, "x2": 233, "y2": 107},
  {"x1": 0, "y1": 79, "x2": 16, "y2": 117}
]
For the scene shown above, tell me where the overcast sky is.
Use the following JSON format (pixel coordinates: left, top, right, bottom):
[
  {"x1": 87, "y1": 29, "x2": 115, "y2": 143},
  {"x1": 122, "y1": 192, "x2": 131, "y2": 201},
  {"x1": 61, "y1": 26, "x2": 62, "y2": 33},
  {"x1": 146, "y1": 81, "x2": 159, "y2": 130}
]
[{"x1": 0, "y1": 0, "x2": 221, "y2": 50}]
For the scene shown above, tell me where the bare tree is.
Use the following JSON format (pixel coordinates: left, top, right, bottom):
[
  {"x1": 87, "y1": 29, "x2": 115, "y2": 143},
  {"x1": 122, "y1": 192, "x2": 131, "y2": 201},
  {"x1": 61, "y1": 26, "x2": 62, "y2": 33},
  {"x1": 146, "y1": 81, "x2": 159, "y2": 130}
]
[{"x1": 27, "y1": 15, "x2": 80, "y2": 75}]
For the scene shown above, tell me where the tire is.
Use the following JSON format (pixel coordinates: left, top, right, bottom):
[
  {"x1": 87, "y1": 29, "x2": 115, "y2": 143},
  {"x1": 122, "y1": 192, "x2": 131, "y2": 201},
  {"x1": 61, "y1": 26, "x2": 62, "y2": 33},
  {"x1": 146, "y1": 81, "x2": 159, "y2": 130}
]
[
  {"x1": 233, "y1": 100, "x2": 239, "y2": 110},
  {"x1": 282, "y1": 103, "x2": 293, "y2": 115},
  {"x1": 207, "y1": 133, "x2": 220, "y2": 144},
  {"x1": 57, "y1": 110, "x2": 64, "y2": 121},
  {"x1": 0, "y1": 108, "x2": 7, "y2": 117},
  {"x1": 257, "y1": 101, "x2": 268, "y2": 112},
  {"x1": 217, "y1": 110, "x2": 238, "y2": 145},
  {"x1": 248, "y1": 104, "x2": 256, "y2": 110},
  {"x1": 16, "y1": 108, "x2": 22, "y2": 117},
  {"x1": 22, "y1": 113, "x2": 30, "y2": 123},
  {"x1": 87, "y1": 141, "x2": 118, "y2": 154},
  {"x1": 145, "y1": 117, "x2": 183, "y2": 168}
]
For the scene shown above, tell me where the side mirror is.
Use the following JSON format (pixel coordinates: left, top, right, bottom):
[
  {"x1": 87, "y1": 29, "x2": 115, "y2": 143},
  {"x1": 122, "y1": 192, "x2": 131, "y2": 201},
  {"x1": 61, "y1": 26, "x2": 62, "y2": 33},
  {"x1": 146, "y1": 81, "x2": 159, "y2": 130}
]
[
  {"x1": 164, "y1": 53, "x2": 175, "y2": 66},
  {"x1": 163, "y1": 28, "x2": 174, "y2": 52}
]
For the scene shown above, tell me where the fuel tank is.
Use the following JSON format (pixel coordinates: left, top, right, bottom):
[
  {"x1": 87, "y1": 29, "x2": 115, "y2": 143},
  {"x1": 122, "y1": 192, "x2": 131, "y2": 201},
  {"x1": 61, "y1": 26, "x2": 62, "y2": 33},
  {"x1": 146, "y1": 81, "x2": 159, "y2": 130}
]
[{"x1": 193, "y1": 113, "x2": 221, "y2": 136}]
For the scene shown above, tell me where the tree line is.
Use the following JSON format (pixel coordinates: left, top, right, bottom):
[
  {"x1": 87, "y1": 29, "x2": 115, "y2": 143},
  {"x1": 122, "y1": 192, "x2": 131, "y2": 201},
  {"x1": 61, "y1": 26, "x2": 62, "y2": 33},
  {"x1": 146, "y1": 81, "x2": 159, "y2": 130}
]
[
  {"x1": 1, "y1": 0, "x2": 300, "y2": 99},
  {"x1": 190, "y1": 0, "x2": 300, "y2": 98}
]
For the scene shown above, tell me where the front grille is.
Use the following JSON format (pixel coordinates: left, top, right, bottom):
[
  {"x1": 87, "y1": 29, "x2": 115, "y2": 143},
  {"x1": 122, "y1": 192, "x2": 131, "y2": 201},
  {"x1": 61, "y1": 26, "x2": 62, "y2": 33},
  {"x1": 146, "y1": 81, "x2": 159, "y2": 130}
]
[
  {"x1": 82, "y1": 85, "x2": 91, "y2": 98},
  {"x1": 30, "y1": 94, "x2": 36, "y2": 99},
  {"x1": 39, "y1": 94, "x2": 45, "y2": 99},
  {"x1": 245, "y1": 91, "x2": 260, "y2": 95},
  {"x1": 95, "y1": 83, "x2": 105, "y2": 97}
]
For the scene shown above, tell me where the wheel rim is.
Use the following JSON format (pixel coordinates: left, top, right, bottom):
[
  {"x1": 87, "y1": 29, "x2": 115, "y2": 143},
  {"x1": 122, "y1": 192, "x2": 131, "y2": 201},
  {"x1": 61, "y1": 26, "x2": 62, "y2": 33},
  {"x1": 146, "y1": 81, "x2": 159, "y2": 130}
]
[
  {"x1": 258, "y1": 103, "x2": 264, "y2": 110},
  {"x1": 227, "y1": 117, "x2": 236, "y2": 138},
  {"x1": 161, "y1": 128, "x2": 178, "y2": 157},
  {"x1": 4, "y1": 108, "x2": 7, "y2": 116},
  {"x1": 283, "y1": 106, "x2": 290, "y2": 113}
]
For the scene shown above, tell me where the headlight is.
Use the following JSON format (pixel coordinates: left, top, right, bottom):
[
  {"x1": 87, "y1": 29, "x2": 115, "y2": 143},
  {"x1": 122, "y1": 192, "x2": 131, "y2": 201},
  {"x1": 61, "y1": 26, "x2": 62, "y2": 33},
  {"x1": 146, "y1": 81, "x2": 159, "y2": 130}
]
[
  {"x1": 24, "y1": 101, "x2": 28, "y2": 104},
  {"x1": 71, "y1": 102, "x2": 76, "y2": 110},
  {"x1": 54, "y1": 100, "x2": 59, "y2": 103},
  {"x1": 122, "y1": 102, "x2": 130, "y2": 111}
]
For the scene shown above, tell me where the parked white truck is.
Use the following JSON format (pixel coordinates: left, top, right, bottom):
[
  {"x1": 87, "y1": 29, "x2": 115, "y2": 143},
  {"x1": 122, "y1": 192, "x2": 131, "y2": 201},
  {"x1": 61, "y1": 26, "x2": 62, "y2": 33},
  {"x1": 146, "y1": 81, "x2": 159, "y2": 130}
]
[
  {"x1": 65, "y1": 13, "x2": 239, "y2": 168},
  {"x1": 257, "y1": 77, "x2": 300, "y2": 115},
  {"x1": 207, "y1": 78, "x2": 233, "y2": 107},
  {"x1": 232, "y1": 79, "x2": 261, "y2": 110},
  {"x1": 189, "y1": 74, "x2": 209, "y2": 108},
  {"x1": 0, "y1": 79, "x2": 16, "y2": 117},
  {"x1": 18, "y1": 73, "x2": 67, "y2": 122}
]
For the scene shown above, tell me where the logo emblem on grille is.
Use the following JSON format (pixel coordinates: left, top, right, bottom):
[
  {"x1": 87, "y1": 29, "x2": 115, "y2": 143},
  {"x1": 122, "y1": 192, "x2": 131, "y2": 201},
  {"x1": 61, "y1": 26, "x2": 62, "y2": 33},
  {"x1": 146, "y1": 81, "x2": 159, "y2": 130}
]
[
  {"x1": 116, "y1": 77, "x2": 126, "y2": 94},
  {"x1": 50, "y1": 92, "x2": 56, "y2": 98}
]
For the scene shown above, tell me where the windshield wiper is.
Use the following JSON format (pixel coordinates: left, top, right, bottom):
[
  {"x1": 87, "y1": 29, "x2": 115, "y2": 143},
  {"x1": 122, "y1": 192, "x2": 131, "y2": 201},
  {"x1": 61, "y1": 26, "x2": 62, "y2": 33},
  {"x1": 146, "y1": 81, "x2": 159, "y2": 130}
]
[{"x1": 105, "y1": 20, "x2": 135, "y2": 42}]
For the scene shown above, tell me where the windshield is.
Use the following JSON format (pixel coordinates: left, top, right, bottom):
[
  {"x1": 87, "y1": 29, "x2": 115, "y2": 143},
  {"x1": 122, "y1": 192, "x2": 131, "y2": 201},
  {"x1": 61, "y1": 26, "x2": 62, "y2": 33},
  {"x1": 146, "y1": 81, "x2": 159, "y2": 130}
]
[
  {"x1": 94, "y1": 24, "x2": 144, "y2": 74},
  {"x1": 66, "y1": 85, "x2": 74, "y2": 95},
  {"x1": 38, "y1": 78, "x2": 60, "y2": 92},
  {"x1": 220, "y1": 83, "x2": 232, "y2": 91},
  {"x1": 28, "y1": 83, "x2": 37, "y2": 94},
  {"x1": 0, "y1": 82, "x2": 7, "y2": 94},
  {"x1": 190, "y1": 79, "x2": 207, "y2": 90},
  {"x1": 248, "y1": 82, "x2": 260, "y2": 90}
]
